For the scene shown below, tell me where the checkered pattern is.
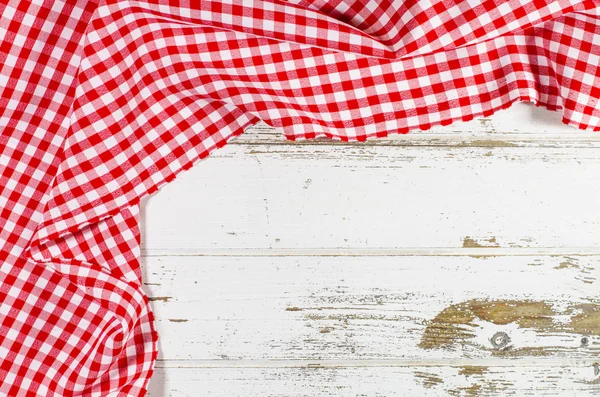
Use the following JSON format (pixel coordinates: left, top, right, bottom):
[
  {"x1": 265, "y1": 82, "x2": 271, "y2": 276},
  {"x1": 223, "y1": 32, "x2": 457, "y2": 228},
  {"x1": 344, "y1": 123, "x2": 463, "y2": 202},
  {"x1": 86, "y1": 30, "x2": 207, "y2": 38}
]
[{"x1": 1, "y1": 0, "x2": 599, "y2": 395}]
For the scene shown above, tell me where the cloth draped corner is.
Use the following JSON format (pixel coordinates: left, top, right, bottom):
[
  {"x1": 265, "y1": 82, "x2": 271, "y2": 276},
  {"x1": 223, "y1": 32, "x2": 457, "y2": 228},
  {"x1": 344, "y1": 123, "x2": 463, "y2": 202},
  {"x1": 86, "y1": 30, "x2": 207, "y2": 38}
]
[{"x1": 1, "y1": 0, "x2": 599, "y2": 395}]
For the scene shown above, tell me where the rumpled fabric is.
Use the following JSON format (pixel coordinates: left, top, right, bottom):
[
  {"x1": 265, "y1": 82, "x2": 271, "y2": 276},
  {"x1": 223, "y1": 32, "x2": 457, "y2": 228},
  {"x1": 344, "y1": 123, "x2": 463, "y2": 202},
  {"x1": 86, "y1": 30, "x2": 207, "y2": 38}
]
[{"x1": 1, "y1": 0, "x2": 599, "y2": 394}]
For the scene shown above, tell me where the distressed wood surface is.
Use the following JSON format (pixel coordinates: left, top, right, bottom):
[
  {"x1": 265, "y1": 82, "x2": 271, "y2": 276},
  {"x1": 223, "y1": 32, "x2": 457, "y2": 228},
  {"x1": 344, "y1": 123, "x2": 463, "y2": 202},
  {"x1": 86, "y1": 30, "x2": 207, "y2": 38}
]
[
  {"x1": 143, "y1": 255, "x2": 600, "y2": 361},
  {"x1": 141, "y1": 104, "x2": 600, "y2": 396},
  {"x1": 141, "y1": 141, "x2": 600, "y2": 253},
  {"x1": 147, "y1": 365, "x2": 600, "y2": 397}
]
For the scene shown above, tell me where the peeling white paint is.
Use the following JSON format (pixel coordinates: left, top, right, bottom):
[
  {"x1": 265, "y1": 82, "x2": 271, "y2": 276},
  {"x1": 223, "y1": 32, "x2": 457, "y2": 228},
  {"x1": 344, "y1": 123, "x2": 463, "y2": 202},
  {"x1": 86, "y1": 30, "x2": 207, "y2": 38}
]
[{"x1": 142, "y1": 103, "x2": 600, "y2": 396}]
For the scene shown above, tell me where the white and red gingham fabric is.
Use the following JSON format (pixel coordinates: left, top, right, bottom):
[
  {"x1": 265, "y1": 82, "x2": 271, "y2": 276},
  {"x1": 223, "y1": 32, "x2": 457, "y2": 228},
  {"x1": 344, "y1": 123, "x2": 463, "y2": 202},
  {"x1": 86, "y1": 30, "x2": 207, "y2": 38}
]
[{"x1": 1, "y1": 0, "x2": 600, "y2": 394}]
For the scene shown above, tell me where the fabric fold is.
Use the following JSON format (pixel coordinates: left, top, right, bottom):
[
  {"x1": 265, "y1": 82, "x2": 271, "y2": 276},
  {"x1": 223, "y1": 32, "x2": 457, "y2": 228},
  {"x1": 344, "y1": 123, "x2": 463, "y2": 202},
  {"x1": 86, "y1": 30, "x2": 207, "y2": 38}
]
[{"x1": 286, "y1": 0, "x2": 600, "y2": 57}]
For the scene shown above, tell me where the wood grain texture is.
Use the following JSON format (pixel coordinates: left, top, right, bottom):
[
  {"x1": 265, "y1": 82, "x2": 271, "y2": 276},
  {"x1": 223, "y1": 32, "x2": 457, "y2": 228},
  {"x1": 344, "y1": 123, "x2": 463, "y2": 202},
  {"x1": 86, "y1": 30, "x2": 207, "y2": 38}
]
[
  {"x1": 141, "y1": 142, "x2": 600, "y2": 253},
  {"x1": 143, "y1": 255, "x2": 600, "y2": 361},
  {"x1": 147, "y1": 365, "x2": 600, "y2": 396},
  {"x1": 141, "y1": 103, "x2": 600, "y2": 396}
]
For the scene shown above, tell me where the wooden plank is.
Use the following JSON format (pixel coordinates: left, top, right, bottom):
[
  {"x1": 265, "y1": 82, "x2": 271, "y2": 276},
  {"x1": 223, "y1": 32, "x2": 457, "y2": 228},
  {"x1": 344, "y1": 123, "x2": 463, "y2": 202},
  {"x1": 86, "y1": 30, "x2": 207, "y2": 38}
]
[
  {"x1": 141, "y1": 144, "x2": 600, "y2": 253},
  {"x1": 143, "y1": 255, "x2": 600, "y2": 361},
  {"x1": 146, "y1": 364, "x2": 600, "y2": 396}
]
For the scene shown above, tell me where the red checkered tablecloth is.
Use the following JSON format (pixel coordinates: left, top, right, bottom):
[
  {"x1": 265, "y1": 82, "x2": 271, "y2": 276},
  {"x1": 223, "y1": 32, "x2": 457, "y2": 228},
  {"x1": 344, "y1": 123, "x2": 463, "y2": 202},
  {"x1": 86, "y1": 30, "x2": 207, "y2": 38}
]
[{"x1": 1, "y1": 0, "x2": 599, "y2": 395}]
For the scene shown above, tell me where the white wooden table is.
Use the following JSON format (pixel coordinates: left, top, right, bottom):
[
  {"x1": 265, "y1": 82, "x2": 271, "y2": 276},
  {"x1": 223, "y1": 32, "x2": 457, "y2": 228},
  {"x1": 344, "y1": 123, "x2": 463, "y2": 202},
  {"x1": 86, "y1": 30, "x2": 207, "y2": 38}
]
[{"x1": 142, "y1": 103, "x2": 600, "y2": 396}]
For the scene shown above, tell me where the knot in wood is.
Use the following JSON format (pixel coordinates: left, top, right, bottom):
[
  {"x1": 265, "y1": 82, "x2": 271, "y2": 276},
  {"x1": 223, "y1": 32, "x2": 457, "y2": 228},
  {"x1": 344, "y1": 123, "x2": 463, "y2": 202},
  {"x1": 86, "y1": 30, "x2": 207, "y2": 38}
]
[{"x1": 490, "y1": 331, "x2": 510, "y2": 349}]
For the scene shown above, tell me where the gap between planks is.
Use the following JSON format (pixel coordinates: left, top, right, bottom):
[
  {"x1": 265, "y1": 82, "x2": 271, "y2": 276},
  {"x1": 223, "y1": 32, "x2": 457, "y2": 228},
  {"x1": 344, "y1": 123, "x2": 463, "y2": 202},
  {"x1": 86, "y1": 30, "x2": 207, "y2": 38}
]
[
  {"x1": 155, "y1": 358, "x2": 600, "y2": 369},
  {"x1": 142, "y1": 247, "x2": 600, "y2": 257}
]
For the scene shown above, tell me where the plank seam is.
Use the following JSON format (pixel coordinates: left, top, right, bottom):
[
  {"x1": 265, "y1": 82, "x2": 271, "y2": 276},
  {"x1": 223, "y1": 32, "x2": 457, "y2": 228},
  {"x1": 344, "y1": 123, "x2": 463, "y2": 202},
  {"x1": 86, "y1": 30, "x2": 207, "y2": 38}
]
[
  {"x1": 155, "y1": 358, "x2": 600, "y2": 369},
  {"x1": 141, "y1": 248, "x2": 600, "y2": 257}
]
